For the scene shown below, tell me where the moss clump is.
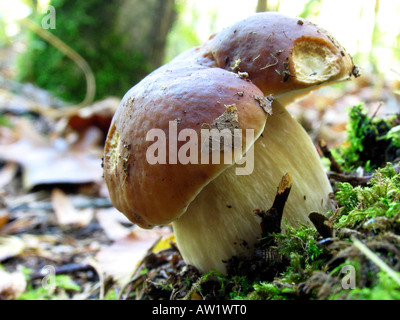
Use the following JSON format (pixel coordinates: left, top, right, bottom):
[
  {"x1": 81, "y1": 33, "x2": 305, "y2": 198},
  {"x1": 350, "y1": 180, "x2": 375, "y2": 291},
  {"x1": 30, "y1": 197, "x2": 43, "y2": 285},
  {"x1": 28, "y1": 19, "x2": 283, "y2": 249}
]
[
  {"x1": 331, "y1": 104, "x2": 399, "y2": 171},
  {"x1": 245, "y1": 282, "x2": 296, "y2": 300},
  {"x1": 16, "y1": 0, "x2": 151, "y2": 103},
  {"x1": 334, "y1": 163, "x2": 400, "y2": 229},
  {"x1": 196, "y1": 271, "x2": 253, "y2": 300},
  {"x1": 275, "y1": 224, "x2": 325, "y2": 283}
]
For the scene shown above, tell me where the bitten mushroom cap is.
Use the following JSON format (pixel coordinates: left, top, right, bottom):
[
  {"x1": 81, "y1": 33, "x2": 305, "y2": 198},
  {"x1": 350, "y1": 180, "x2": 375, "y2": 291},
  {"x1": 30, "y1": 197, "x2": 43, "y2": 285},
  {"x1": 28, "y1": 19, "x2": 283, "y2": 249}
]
[
  {"x1": 199, "y1": 12, "x2": 357, "y2": 101},
  {"x1": 103, "y1": 66, "x2": 267, "y2": 228}
]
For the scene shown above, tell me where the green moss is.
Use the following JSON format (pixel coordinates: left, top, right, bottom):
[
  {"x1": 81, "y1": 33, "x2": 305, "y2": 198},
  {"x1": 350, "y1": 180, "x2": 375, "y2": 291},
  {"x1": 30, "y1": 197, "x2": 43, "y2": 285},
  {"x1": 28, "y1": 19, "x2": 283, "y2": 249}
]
[
  {"x1": 355, "y1": 271, "x2": 400, "y2": 299},
  {"x1": 386, "y1": 125, "x2": 400, "y2": 148},
  {"x1": 0, "y1": 115, "x2": 13, "y2": 128},
  {"x1": 195, "y1": 270, "x2": 254, "y2": 300},
  {"x1": 334, "y1": 163, "x2": 400, "y2": 229},
  {"x1": 275, "y1": 224, "x2": 324, "y2": 283},
  {"x1": 16, "y1": 0, "x2": 151, "y2": 103},
  {"x1": 340, "y1": 271, "x2": 400, "y2": 300},
  {"x1": 332, "y1": 104, "x2": 399, "y2": 171},
  {"x1": 103, "y1": 289, "x2": 117, "y2": 300},
  {"x1": 246, "y1": 282, "x2": 295, "y2": 300},
  {"x1": 335, "y1": 182, "x2": 360, "y2": 215}
]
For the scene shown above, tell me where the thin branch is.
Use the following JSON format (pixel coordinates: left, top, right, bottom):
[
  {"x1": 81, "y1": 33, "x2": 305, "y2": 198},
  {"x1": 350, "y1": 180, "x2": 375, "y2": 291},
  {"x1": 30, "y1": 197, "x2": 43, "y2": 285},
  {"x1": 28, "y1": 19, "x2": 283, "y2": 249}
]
[{"x1": 20, "y1": 18, "x2": 96, "y2": 108}]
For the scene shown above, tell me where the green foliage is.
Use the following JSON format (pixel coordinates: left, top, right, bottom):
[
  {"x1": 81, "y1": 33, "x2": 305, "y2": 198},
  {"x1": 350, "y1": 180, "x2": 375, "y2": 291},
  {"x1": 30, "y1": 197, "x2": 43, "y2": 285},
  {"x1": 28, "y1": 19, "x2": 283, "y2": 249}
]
[
  {"x1": 394, "y1": 34, "x2": 400, "y2": 67},
  {"x1": 299, "y1": 0, "x2": 322, "y2": 19},
  {"x1": 276, "y1": 224, "x2": 324, "y2": 283},
  {"x1": 332, "y1": 104, "x2": 399, "y2": 171},
  {"x1": 18, "y1": 274, "x2": 80, "y2": 300},
  {"x1": 226, "y1": 276, "x2": 252, "y2": 300},
  {"x1": 386, "y1": 125, "x2": 400, "y2": 148},
  {"x1": 245, "y1": 282, "x2": 295, "y2": 300},
  {"x1": 222, "y1": 225, "x2": 324, "y2": 300},
  {"x1": 16, "y1": 0, "x2": 151, "y2": 103},
  {"x1": 199, "y1": 270, "x2": 252, "y2": 300},
  {"x1": 19, "y1": 266, "x2": 34, "y2": 280},
  {"x1": 344, "y1": 104, "x2": 372, "y2": 162},
  {"x1": 165, "y1": 0, "x2": 201, "y2": 63},
  {"x1": 103, "y1": 288, "x2": 117, "y2": 300},
  {"x1": 334, "y1": 163, "x2": 400, "y2": 228},
  {"x1": 0, "y1": 13, "x2": 10, "y2": 47},
  {"x1": 0, "y1": 115, "x2": 13, "y2": 128},
  {"x1": 347, "y1": 271, "x2": 400, "y2": 300},
  {"x1": 335, "y1": 182, "x2": 359, "y2": 215}
]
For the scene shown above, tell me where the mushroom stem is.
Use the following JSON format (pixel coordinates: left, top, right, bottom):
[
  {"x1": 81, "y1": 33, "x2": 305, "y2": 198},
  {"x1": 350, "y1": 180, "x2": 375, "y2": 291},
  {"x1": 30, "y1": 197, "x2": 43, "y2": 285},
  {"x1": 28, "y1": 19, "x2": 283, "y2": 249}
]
[{"x1": 172, "y1": 102, "x2": 333, "y2": 274}]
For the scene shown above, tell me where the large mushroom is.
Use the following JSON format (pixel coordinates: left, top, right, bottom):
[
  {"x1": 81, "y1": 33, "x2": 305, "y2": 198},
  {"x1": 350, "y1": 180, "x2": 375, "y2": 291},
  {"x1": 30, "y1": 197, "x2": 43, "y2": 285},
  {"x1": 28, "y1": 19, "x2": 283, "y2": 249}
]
[{"x1": 103, "y1": 12, "x2": 359, "y2": 274}]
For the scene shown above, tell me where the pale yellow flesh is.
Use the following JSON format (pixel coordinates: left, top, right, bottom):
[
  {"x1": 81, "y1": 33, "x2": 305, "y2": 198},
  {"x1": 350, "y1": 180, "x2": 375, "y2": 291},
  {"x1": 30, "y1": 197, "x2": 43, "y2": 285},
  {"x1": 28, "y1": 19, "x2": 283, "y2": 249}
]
[
  {"x1": 292, "y1": 40, "x2": 340, "y2": 85},
  {"x1": 172, "y1": 102, "x2": 333, "y2": 274}
]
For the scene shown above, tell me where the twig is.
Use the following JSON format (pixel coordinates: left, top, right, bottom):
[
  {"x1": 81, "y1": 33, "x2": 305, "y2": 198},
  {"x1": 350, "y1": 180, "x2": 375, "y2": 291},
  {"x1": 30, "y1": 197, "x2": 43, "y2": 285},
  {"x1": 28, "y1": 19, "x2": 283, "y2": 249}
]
[
  {"x1": 318, "y1": 140, "x2": 343, "y2": 173},
  {"x1": 19, "y1": 18, "x2": 96, "y2": 108},
  {"x1": 308, "y1": 212, "x2": 333, "y2": 238},
  {"x1": 255, "y1": 172, "x2": 293, "y2": 238},
  {"x1": 370, "y1": 102, "x2": 383, "y2": 120},
  {"x1": 30, "y1": 263, "x2": 96, "y2": 280},
  {"x1": 327, "y1": 172, "x2": 372, "y2": 187}
]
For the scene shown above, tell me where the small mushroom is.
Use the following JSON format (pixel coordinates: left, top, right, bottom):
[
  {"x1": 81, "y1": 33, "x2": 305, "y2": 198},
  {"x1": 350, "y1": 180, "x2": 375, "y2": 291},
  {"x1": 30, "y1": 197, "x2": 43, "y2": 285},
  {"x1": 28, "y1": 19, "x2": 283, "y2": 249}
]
[{"x1": 103, "y1": 13, "x2": 359, "y2": 274}]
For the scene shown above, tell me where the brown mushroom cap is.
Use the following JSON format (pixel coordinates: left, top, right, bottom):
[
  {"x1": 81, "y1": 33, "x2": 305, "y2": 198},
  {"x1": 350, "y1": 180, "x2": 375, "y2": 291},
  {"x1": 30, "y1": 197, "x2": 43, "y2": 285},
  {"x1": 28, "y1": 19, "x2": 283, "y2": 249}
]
[
  {"x1": 199, "y1": 12, "x2": 358, "y2": 102},
  {"x1": 103, "y1": 66, "x2": 267, "y2": 228}
]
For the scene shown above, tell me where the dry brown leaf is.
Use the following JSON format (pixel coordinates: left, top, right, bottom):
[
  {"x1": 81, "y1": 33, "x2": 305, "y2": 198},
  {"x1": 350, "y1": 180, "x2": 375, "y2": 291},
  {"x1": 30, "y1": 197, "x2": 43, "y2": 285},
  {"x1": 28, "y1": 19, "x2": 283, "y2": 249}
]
[
  {"x1": 0, "y1": 215, "x2": 39, "y2": 235},
  {"x1": 0, "y1": 125, "x2": 19, "y2": 145},
  {"x1": 96, "y1": 208, "x2": 133, "y2": 241},
  {"x1": 0, "y1": 88, "x2": 44, "y2": 115},
  {"x1": 0, "y1": 269, "x2": 27, "y2": 300},
  {"x1": 6, "y1": 234, "x2": 62, "y2": 264},
  {"x1": 51, "y1": 188, "x2": 93, "y2": 228},
  {"x1": 95, "y1": 208, "x2": 172, "y2": 283},
  {"x1": 95, "y1": 228, "x2": 172, "y2": 284},
  {"x1": 0, "y1": 210, "x2": 9, "y2": 231},
  {"x1": 0, "y1": 233, "x2": 65, "y2": 263},
  {"x1": 65, "y1": 97, "x2": 119, "y2": 136},
  {"x1": 0, "y1": 236, "x2": 26, "y2": 261},
  {"x1": 0, "y1": 118, "x2": 103, "y2": 190},
  {"x1": 20, "y1": 234, "x2": 62, "y2": 262},
  {"x1": 0, "y1": 162, "x2": 18, "y2": 189}
]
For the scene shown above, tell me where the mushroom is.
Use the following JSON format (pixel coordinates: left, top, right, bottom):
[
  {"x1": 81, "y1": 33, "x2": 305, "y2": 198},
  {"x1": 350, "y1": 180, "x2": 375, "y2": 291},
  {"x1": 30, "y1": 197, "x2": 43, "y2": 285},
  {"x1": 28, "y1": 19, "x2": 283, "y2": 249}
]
[{"x1": 103, "y1": 12, "x2": 359, "y2": 274}]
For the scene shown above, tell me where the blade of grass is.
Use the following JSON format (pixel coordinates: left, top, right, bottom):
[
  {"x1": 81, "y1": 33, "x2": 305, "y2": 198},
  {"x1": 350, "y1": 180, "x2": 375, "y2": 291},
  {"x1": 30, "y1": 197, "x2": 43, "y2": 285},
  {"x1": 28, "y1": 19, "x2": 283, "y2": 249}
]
[{"x1": 351, "y1": 236, "x2": 400, "y2": 287}]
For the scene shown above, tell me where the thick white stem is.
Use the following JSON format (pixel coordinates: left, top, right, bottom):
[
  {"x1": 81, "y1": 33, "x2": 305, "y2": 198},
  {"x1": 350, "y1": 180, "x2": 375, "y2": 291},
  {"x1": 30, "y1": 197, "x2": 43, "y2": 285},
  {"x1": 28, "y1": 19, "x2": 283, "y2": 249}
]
[{"x1": 172, "y1": 102, "x2": 333, "y2": 274}]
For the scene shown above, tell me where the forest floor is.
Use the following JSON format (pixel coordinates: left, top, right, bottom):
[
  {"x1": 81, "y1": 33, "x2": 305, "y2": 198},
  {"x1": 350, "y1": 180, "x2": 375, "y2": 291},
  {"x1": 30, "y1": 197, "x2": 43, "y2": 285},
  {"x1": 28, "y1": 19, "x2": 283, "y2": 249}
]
[{"x1": 0, "y1": 46, "x2": 400, "y2": 299}]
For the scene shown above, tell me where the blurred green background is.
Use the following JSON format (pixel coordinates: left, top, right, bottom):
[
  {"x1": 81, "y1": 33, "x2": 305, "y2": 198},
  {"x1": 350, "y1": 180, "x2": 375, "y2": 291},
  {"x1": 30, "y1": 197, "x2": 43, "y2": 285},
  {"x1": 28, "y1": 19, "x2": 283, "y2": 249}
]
[{"x1": 0, "y1": 0, "x2": 400, "y2": 104}]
